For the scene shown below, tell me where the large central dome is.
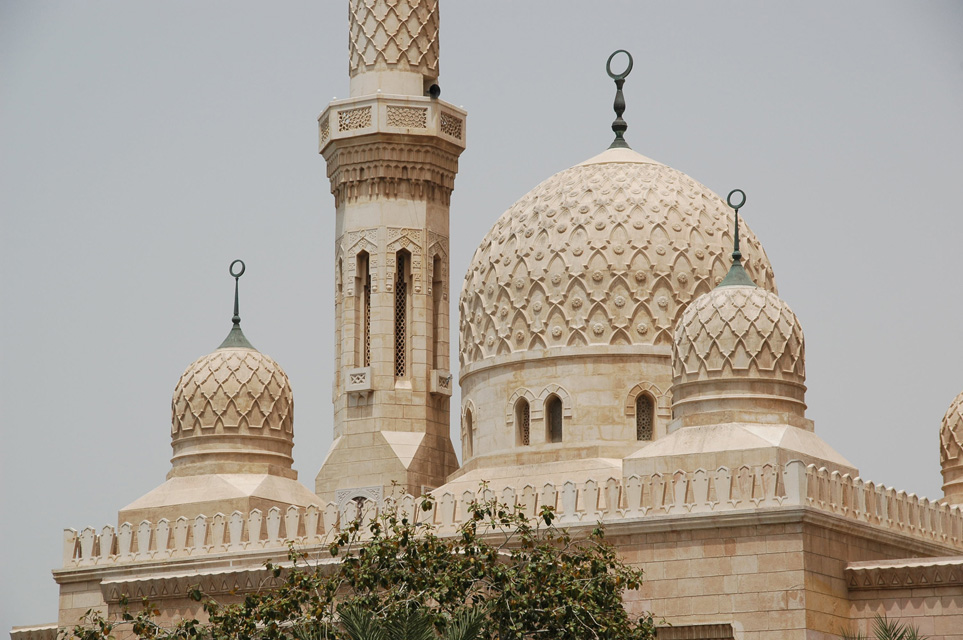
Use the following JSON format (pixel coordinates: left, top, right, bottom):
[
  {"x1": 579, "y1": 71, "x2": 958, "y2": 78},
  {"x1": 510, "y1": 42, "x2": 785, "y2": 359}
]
[
  {"x1": 451, "y1": 146, "x2": 779, "y2": 481},
  {"x1": 459, "y1": 147, "x2": 777, "y2": 369}
]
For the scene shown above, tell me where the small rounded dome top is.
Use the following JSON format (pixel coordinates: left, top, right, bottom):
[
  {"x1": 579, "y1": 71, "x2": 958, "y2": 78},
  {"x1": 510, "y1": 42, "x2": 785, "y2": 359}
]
[
  {"x1": 169, "y1": 332, "x2": 295, "y2": 478},
  {"x1": 459, "y1": 147, "x2": 777, "y2": 370},
  {"x1": 673, "y1": 283, "x2": 805, "y2": 385},
  {"x1": 940, "y1": 391, "x2": 963, "y2": 505}
]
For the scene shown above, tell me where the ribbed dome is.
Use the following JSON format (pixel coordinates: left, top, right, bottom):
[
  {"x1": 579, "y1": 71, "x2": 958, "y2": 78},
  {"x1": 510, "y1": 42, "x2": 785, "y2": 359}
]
[
  {"x1": 169, "y1": 337, "x2": 295, "y2": 478},
  {"x1": 672, "y1": 284, "x2": 805, "y2": 385},
  {"x1": 459, "y1": 147, "x2": 777, "y2": 370},
  {"x1": 941, "y1": 391, "x2": 963, "y2": 505}
]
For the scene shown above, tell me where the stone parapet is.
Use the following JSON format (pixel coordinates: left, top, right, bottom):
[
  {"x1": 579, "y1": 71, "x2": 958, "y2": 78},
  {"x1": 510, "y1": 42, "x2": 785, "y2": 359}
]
[
  {"x1": 9, "y1": 625, "x2": 57, "y2": 640},
  {"x1": 62, "y1": 461, "x2": 963, "y2": 570}
]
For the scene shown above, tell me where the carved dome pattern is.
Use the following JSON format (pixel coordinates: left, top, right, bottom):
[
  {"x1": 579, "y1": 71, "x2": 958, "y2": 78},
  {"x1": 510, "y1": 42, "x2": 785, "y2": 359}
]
[
  {"x1": 673, "y1": 285, "x2": 805, "y2": 384},
  {"x1": 459, "y1": 151, "x2": 777, "y2": 369},
  {"x1": 172, "y1": 348, "x2": 294, "y2": 435},
  {"x1": 941, "y1": 391, "x2": 963, "y2": 469}
]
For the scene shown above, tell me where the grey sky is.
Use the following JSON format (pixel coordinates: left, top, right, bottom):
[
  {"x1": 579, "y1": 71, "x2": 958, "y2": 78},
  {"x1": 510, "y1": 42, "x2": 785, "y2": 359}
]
[{"x1": 2, "y1": 1, "x2": 962, "y2": 632}]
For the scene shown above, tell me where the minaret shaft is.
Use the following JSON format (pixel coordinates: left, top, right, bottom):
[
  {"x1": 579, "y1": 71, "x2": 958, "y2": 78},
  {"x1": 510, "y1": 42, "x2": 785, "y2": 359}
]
[{"x1": 316, "y1": 0, "x2": 465, "y2": 505}]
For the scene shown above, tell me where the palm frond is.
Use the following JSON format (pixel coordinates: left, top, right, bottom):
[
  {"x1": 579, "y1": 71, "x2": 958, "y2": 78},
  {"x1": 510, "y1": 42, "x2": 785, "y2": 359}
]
[
  {"x1": 444, "y1": 608, "x2": 487, "y2": 640},
  {"x1": 385, "y1": 609, "x2": 435, "y2": 640},
  {"x1": 338, "y1": 603, "x2": 389, "y2": 640}
]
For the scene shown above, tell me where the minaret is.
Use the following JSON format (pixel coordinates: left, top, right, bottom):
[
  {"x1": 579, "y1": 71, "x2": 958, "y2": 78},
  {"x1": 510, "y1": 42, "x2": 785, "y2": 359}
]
[{"x1": 315, "y1": 0, "x2": 464, "y2": 505}]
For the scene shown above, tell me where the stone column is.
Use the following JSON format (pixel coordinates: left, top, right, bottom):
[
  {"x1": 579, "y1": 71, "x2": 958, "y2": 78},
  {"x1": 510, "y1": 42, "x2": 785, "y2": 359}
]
[{"x1": 315, "y1": 0, "x2": 465, "y2": 505}]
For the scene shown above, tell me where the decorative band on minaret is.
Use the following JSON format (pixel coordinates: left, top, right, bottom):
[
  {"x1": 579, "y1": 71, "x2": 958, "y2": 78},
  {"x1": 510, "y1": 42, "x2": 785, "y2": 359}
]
[{"x1": 316, "y1": 0, "x2": 464, "y2": 506}]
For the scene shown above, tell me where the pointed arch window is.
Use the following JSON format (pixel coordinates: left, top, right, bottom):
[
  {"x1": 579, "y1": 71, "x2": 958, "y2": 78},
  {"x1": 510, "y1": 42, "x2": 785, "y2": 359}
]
[
  {"x1": 636, "y1": 393, "x2": 654, "y2": 441},
  {"x1": 546, "y1": 394, "x2": 563, "y2": 443},
  {"x1": 515, "y1": 399, "x2": 530, "y2": 446},
  {"x1": 356, "y1": 252, "x2": 371, "y2": 367},
  {"x1": 464, "y1": 408, "x2": 474, "y2": 459}
]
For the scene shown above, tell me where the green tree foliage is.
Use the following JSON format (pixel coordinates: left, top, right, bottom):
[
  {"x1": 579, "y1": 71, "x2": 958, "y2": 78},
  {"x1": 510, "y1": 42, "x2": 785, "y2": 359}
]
[{"x1": 63, "y1": 495, "x2": 656, "y2": 640}]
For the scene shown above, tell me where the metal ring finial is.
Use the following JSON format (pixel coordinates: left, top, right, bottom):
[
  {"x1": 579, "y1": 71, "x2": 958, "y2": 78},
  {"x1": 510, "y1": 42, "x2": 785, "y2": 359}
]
[
  {"x1": 726, "y1": 189, "x2": 746, "y2": 211},
  {"x1": 607, "y1": 50, "x2": 633, "y2": 150},
  {"x1": 230, "y1": 259, "x2": 246, "y2": 278},
  {"x1": 606, "y1": 50, "x2": 633, "y2": 80}
]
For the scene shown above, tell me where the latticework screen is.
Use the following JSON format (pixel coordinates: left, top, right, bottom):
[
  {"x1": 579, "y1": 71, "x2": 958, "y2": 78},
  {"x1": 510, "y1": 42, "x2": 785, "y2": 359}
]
[
  {"x1": 394, "y1": 255, "x2": 407, "y2": 377},
  {"x1": 636, "y1": 394, "x2": 653, "y2": 440},
  {"x1": 519, "y1": 401, "x2": 530, "y2": 446},
  {"x1": 363, "y1": 272, "x2": 371, "y2": 367}
]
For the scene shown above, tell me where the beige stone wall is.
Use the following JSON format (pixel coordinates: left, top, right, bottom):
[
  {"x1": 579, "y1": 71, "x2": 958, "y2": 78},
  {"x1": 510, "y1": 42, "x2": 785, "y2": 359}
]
[
  {"x1": 459, "y1": 347, "x2": 672, "y2": 466},
  {"x1": 616, "y1": 521, "x2": 809, "y2": 639}
]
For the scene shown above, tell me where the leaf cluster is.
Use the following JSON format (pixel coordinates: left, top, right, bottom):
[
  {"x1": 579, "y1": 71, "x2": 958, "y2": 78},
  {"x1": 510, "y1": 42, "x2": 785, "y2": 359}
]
[{"x1": 63, "y1": 495, "x2": 656, "y2": 640}]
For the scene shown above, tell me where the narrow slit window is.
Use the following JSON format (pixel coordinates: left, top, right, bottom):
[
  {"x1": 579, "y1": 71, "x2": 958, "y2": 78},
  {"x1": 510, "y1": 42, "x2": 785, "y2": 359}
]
[
  {"x1": 394, "y1": 250, "x2": 410, "y2": 377},
  {"x1": 546, "y1": 395, "x2": 563, "y2": 443},
  {"x1": 636, "y1": 394, "x2": 653, "y2": 441},
  {"x1": 356, "y1": 252, "x2": 371, "y2": 368},
  {"x1": 464, "y1": 408, "x2": 473, "y2": 459},
  {"x1": 432, "y1": 255, "x2": 443, "y2": 370},
  {"x1": 516, "y1": 399, "x2": 530, "y2": 446}
]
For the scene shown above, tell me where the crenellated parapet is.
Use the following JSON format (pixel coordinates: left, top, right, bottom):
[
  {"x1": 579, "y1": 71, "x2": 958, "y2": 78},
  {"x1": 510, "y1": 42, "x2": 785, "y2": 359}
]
[{"x1": 62, "y1": 461, "x2": 963, "y2": 570}]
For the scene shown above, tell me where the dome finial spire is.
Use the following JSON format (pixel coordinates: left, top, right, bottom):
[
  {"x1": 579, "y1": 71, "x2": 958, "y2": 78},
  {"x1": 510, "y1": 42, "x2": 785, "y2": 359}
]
[
  {"x1": 218, "y1": 259, "x2": 256, "y2": 349},
  {"x1": 231, "y1": 259, "x2": 244, "y2": 325},
  {"x1": 717, "y1": 189, "x2": 757, "y2": 288},
  {"x1": 606, "y1": 50, "x2": 633, "y2": 150}
]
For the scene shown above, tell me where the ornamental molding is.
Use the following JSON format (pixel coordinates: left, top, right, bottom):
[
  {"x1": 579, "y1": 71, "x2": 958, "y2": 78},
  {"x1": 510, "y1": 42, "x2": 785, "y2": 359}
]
[
  {"x1": 326, "y1": 140, "x2": 461, "y2": 206},
  {"x1": 846, "y1": 557, "x2": 963, "y2": 591}
]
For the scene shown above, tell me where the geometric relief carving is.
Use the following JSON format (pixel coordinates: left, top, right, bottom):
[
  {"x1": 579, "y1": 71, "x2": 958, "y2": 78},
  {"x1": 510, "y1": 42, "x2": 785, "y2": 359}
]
[
  {"x1": 327, "y1": 142, "x2": 461, "y2": 207},
  {"x1": 459, "y1": 160, "x2": 778, "y2": 369},
  {"x1": 386, "y1": 106, "x2": 427, "y2": 129},
  {"x1": 348, "y1": 0, "x2": 439, "y2": 80},
  {"x1": 338, "y1": 107, "x2": 372, "y2": 132},
  {"x1": 171, "y1": 349, "x2": 294, "y2": 435},
  {"x1": 941, "y1": 391, "x2": 963, "y2": 468},
  {"x1": 672, "y1": 286, "x2": 805, "y2": 385},
  {"x1": 440, "y1": 112, "x2": 463, "y2": 139}
]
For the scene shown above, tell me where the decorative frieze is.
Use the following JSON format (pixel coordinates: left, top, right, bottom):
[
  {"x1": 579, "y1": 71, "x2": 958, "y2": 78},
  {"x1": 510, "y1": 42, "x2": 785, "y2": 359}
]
[
  {"x1": 846, "y1": 557, "x2": 963, "y2": 591},
  {"x1": 326, "y1": 141, "x2": 461, "y2": 206}
]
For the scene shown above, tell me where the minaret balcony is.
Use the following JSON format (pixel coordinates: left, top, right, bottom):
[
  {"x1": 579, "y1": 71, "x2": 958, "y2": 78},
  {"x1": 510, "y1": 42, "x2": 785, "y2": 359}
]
[{"x1": 319, "y1": 94, "x2": 466, "y2": 154}]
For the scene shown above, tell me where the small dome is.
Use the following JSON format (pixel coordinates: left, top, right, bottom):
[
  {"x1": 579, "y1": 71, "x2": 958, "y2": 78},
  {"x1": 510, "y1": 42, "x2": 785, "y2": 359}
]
[
  {"x1": 941, "y1": 391, "x2": 963, "y2": 505},
  {"x1": 169, "y1": 330, "x2": 295, "y2": 479},
  {"x1": 672, "y1": 284, "x2": 805, "y2": 385},
  {"x1": 459, "y1": 147, "x2": 777, "y2": 370}
]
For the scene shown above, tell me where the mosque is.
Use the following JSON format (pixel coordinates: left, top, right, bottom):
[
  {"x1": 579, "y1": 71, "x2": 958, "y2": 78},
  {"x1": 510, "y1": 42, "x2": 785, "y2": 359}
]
[{"x1": 12, "y1": 2, "x2": 963, "y2": 639}]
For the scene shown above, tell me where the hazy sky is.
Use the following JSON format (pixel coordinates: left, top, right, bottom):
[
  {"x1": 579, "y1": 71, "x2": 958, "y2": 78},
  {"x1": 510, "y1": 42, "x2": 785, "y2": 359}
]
[{"x1": 2, "y1": 1, "x2": 962, "y2": 633}]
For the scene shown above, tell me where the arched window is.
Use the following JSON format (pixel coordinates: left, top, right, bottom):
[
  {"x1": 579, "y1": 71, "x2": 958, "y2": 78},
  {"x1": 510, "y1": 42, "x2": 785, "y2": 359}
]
[
  {"x1": 515, "y1": 399, "x2": 530, "y2": 446},
  {"x1": 464, "y1": 408, "x2": 474, "y2": 458},
  {"x1": 636, "y1": 393, "x2": 654, "y2": 441},
  {"x1": 394, "y1": 249, "x2": 411, "y2": 377},
  {"x1": 546, "y1": 395, "x2": 563, "y2": 443},
  {"x1": 356, "y1": 252, "x2": 371, "y2": 367}
]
